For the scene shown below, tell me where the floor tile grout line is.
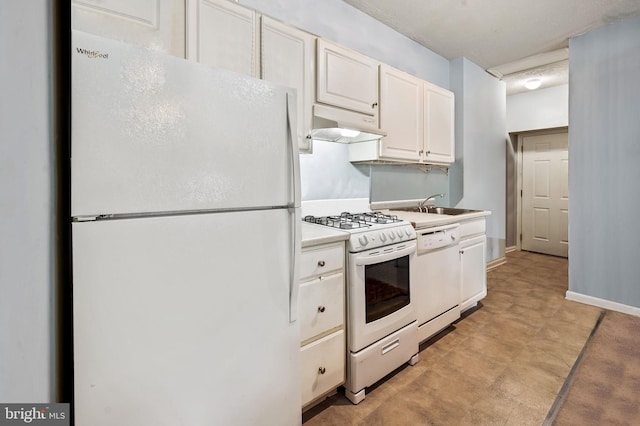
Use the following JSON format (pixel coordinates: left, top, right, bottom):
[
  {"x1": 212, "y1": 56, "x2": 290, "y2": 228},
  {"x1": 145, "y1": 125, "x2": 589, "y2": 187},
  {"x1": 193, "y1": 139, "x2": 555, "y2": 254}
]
[{"x1": 542, "y1": 309, "x2": 608, "y2": 425}]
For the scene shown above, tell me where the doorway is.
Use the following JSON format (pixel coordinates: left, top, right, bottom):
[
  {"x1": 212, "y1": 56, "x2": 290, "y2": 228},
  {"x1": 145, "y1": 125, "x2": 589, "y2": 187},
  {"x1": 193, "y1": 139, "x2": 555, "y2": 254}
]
[{"x1": 517, "y1": 129, "x2": 569, "y2": 257}]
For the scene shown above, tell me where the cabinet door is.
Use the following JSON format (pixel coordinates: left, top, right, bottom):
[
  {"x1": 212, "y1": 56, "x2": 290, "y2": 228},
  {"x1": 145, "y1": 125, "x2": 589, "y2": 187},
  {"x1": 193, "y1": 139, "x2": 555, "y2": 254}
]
[
  {"x1": 316, "y1": 39, "x2": 379, "y2": 118},
  {"x1": 72, "y1": 0, "x2": 185, "y2": 57},
  {"x1": 261, "y1": 16, "x2": 315, "y2": 153},
  {"x1": 423, "y1": 82, "x2": 455, "y2": 164},
  {"x1": 301, "y1": 330, "x2": 345, "y2": 408},
  {"x1": 379, "y1": 65, "x2": 423, "y2": 161},
  {"x1": 187, "y1": 0, "x2": 258, "y2": 77},
  {"x1": 460, "y1": 235, "x2": 487, "y2": 311}
]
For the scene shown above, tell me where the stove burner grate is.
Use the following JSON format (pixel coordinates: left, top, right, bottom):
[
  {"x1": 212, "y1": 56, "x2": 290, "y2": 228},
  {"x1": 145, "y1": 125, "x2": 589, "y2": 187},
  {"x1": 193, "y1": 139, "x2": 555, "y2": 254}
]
[{"x1": 303, "y1": 211, "x2": 401, "y2": 229}]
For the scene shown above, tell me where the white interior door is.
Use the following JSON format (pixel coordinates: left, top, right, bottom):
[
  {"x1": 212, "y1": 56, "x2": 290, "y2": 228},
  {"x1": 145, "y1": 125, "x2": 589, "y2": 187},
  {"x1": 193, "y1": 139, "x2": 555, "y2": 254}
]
[{"x1": 521, "y1": 131, "x2": 569, "y2": 257}]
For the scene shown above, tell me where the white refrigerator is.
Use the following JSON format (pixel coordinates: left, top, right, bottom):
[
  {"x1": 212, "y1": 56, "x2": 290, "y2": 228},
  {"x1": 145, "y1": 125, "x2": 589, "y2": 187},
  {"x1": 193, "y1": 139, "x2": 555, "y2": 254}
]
[{"x1": 71, "y1": 31, "x2": 301, "y2": 425}]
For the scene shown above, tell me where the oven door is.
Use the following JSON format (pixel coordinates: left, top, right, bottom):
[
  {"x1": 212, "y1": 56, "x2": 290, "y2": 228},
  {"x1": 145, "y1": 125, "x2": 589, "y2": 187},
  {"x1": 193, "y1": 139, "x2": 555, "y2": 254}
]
[{"x1": 347, "y1": 240, "x2": 417, "y2": 353}]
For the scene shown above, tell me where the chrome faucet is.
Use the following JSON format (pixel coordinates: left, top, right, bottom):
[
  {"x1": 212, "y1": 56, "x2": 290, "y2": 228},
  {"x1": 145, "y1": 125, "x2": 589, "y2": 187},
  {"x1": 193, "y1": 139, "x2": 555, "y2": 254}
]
[{"x1": 418, "y1": 193, "x2": 444, "y2": 212}]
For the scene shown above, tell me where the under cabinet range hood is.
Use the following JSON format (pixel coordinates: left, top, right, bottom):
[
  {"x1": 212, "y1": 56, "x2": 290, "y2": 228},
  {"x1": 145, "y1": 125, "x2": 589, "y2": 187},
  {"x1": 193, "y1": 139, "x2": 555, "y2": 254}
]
[{"x1": 311, "y1": 103, "x2": 386, "y2": 143}]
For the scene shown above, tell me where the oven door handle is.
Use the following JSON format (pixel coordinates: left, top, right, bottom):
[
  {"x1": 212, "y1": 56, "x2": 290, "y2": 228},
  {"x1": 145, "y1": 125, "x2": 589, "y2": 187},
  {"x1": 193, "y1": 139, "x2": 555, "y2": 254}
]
[{"x1": 353, "y1": 241, "x2": 416, "y2": 266}]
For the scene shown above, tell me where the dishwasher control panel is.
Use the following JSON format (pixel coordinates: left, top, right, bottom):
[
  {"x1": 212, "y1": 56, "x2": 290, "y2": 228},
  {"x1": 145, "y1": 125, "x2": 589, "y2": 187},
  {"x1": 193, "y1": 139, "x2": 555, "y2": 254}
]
[{"x1": 416, "y1": 223, "x2": 460, "y2": 253}]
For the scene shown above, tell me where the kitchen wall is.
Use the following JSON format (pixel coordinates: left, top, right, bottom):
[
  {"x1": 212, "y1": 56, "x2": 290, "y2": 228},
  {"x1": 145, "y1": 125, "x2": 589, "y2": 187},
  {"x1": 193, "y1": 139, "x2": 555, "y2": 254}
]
[
  {"x1": 239, "y1": 0, "x2": 452, "y2": 203},
  {"x1": 506, "y1": 84, "x2": 568, "y2": 133},
  {"x1": 568, "y1": 15, "x2": 640, "y2": 312},
  {"x1": 0, "y1": 0, "x2": 511, "y2": 402},
  {"x1": 0, "y1": 0, "x2": 53, "y2": 402},
  {"x1": 450, "y1": 58, "x2": 507, "y2": 262}
]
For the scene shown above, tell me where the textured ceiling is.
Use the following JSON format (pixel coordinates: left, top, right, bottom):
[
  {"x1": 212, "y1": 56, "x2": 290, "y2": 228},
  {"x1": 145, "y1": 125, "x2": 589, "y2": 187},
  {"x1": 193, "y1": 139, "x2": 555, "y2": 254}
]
[{"x1": 343, "y1": 0, "x2": 640, "y2": 94}]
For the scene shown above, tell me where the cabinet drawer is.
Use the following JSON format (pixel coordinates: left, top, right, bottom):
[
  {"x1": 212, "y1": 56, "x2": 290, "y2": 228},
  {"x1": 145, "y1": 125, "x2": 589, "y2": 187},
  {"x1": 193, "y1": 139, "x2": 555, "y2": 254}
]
[
  {"x1": 299, "y1": 273, "x2": 344, "y2": 343},
  {"x1": 459, "y1": 218, "x2": 486, "y2": 239},
  {"x1": 300, "y1": 244, "x2": 344, "y2": 280},
  {"x1": 301, "y1": 330, "x2": 345, "y2": 407}
]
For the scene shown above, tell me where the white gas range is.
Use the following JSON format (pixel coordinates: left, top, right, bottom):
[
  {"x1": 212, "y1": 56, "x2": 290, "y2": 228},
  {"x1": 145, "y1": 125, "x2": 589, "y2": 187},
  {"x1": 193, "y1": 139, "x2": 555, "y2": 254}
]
[
  {"x1": 303, "y1": 211, "x2": 416, "y2": 253},
  {"x1": 302, "y1": 200, "x2": 420, "y2": 404}
]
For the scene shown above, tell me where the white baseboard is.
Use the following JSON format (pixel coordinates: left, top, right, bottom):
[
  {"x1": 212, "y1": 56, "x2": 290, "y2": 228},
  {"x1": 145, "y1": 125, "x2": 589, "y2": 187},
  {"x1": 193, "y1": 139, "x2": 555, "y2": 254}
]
[
  {"x1": 505, "y1": 246, "x2": 517, "y2": 254},
  {"x1": 565, "y1": 291, "x2": 640, "y2": 317},
  {"x1": 487, "y1": 256, "x2": 507, "y2": 271}
]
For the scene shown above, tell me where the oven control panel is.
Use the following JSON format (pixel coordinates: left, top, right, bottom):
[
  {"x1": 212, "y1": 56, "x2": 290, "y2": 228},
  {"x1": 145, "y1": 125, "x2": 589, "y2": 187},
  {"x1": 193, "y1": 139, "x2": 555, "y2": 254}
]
[{"x1": 348, "y1": 224, "x2": 416, "y2": 252}]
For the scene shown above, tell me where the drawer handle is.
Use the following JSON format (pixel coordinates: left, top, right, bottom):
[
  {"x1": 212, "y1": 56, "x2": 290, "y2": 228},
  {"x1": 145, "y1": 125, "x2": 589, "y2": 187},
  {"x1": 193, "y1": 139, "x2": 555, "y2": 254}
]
[
  {"x1": 382, "y1": 339, "x2": 400, "y2": 355},
  {"x1": 317, "y1": 260, "x2": 326, "y2": 267},
  {"x1": 317, "y1": 306, "x2": 326, "y2": 313},
  {"x1": 318, "y1": 367, "x2": 326, "y2": 375}
]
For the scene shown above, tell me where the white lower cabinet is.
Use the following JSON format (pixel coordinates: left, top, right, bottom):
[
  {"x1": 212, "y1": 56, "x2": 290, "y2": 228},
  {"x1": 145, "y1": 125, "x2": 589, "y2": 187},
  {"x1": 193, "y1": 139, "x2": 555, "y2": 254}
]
[
  {"x1": 299, "y1": 242, "x2": 346, "y2": 409},
  {"x1": 301, "y1": 330, "x2": 345, "y2": 407},
  {"x1": 459, "y1": 221, "x2": 487, "y2": 312}
]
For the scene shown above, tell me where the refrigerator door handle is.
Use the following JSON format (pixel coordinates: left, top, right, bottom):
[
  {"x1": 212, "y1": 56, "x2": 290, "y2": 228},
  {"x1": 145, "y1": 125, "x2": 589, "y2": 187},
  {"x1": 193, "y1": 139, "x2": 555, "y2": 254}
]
[
  {"x1": 286, "y1": 92, "x2": 301, "y2": 323},
  {"x1": 289, "y1": 206, "x2": 301, "y2": 323},
  {"x1": 286, "y1": 92, "x2": 301, "y2": 209}
]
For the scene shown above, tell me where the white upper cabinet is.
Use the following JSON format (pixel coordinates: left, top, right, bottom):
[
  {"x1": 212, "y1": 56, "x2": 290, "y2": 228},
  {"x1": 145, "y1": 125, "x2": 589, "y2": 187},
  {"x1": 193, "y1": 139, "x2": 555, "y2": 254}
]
[
  {"x1": 423, "y1": 82, "x2": 455, "y2": 164},
  {"x1": 316, "y1": 39, "x2": 379, "y2": 119},
  {"x1": 72, "y1": 0, "x2": 185, "y2": 57},
  {"x1": 378, "y1": 65, "x2": 423, "y2": 162},
  {"x1": 261, "y1": 16, "x2": 315, "y2": 153},
  {"x1": 187, "y1": 0, "x2": 259, "y2": 77},
  {"x1": 350, "y1": 65, "x2": 455, "y2": 166}
]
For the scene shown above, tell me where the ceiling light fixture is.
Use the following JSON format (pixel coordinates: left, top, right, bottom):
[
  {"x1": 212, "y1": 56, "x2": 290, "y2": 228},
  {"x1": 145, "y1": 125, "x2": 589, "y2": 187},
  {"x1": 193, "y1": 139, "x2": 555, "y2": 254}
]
[{"x1": 525, "y1": 79, "x2": 542, "y2": 90}]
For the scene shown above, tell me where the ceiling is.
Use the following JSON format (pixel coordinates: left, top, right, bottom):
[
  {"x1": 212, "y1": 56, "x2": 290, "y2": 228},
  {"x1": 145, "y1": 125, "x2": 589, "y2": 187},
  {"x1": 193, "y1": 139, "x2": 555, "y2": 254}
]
[{"x1": 343, "y1": 0, "x2": 640, "y2": 94}]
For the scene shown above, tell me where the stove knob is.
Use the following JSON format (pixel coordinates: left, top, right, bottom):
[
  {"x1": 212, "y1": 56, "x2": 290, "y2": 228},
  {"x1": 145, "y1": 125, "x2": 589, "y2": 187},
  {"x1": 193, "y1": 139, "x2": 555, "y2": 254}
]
[
  {"x1": 389, "y1": 231, "x2": 396, "y2": 240},
  {"x1": 396, "y1": 230, "x2": 404, "y2": 239},
  {"x1": 405, "y1": 229, "x2": 413, "y2": 237},
  {"x1": 358, "y1": 235, "x2": 369, "y2": 247},
  {"x1": 379, "y1": 232, "x2": 387, "y2": 243}
]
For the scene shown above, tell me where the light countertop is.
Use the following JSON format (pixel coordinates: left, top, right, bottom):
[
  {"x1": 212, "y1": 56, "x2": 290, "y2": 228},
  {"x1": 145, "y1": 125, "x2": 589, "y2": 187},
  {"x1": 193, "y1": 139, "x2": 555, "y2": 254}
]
[
  {"x1": 301, "y1": 222, "x2": 349, "y2": 248},
  {"x1": 387, "y1": 209, "x2": 491, "y2": 229},
  {"x1": 370, "y1": 199, "x2": 491, "y2": 229}
]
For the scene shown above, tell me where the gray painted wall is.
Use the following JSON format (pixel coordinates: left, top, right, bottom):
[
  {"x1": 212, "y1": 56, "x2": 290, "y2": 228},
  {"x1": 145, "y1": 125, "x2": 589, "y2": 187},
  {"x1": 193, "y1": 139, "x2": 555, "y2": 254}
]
[
  {"x1": 506, "y1": 84, "x2": 568, "y2": 133},
  {"x1": 450, "y1": 58, "x2": 507, "y2": 262},
  {"x1": 0, "y1": 0, "x2": 53, "y2": 401},
  {"x1": 299, "y1": 141, "x2": 370, "y2": 200},
  {"x1": 569, "y1": 16, "x2": 640, "y2": 308},
  {"x1": 239, "y1": 0, "x2": 451, "y2": 202}
]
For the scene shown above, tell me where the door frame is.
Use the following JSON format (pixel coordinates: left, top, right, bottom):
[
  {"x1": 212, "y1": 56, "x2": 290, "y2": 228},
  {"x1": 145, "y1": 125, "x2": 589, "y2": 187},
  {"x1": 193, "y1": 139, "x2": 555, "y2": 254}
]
[{"x1": 515, "y1": 127, "x2": 568, "y2": 251}]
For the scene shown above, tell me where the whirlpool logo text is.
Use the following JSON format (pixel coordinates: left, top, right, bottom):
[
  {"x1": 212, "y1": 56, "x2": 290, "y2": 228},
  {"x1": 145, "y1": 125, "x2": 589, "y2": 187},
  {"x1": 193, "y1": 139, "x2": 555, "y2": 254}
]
[{"x1": 75, "y1": 47, "x2": 108, "y2": 59}]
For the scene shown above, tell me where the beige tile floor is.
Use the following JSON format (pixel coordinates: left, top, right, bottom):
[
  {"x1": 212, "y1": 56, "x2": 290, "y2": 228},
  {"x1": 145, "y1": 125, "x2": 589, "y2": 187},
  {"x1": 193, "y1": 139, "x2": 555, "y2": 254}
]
[{"x1": 303, "y1": 250, "x2": 603, "y2": 425}]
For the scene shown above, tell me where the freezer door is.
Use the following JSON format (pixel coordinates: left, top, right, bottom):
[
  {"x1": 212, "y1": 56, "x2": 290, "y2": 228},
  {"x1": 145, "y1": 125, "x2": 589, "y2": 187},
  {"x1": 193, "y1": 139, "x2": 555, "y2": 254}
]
[
  {"x1": 71, "y1": 31, "x2": 298, "y2": 217},
  {"x1": 72, "y1": 210, "x2": 301, "y2": 425}
]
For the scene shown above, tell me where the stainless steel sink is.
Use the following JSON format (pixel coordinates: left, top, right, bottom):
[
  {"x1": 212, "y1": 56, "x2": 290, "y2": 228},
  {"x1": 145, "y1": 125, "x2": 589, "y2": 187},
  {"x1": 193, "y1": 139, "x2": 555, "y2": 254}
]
[{"x1": 396, "y1": 206, "x2": 482, "y2": 215}]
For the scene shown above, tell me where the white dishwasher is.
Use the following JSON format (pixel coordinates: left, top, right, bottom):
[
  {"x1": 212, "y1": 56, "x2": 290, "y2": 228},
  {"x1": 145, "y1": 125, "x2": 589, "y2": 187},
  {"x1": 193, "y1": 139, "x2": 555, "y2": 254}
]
[{"x1": 412, "y1": 223, "x2": 461, "y2": 343}]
